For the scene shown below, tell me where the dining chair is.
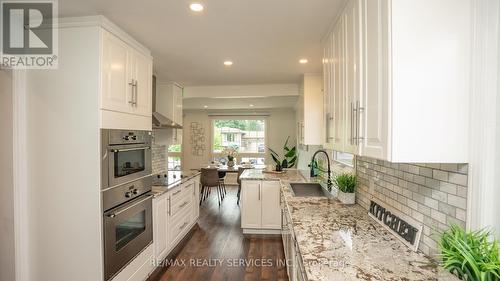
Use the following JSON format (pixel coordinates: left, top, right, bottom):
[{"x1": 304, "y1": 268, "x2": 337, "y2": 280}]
[
  {"x1": 218, "y1": 171, "x2": 227, "y2": 199},
  {"x1": 200, "y1": 168, "x2": 223, "y2": 206}
]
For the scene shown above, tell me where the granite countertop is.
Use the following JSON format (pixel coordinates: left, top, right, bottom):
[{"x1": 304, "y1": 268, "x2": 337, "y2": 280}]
[
  {"x1": 240, "y1": 167, "x2": 307, "y2": 182},
  {"x1": 243, "y1": 169, "x2": 458, "y2": 281},
  {"x1": 151, "y1": 170, "x2": 201, "y2": 197}
]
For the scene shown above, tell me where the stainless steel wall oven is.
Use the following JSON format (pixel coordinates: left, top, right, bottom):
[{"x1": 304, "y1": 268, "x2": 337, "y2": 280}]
[
  {"x1": 101, "y1": 129, "x2": 153, "y2": 281},
  {"x1": 101, "y1": 129, "x2": 152, "y2": 190}
]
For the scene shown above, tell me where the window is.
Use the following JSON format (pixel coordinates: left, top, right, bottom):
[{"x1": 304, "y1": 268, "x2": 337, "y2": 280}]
[
  {"x1": 333, "y1": 151, "x2": 354, "y2": 167},
  {"x1": 168, "y1": 144, "x2": 182, "y2": 170},
  {"x1": 212, "y1": 118, "x2": 266, "y2": 164}
]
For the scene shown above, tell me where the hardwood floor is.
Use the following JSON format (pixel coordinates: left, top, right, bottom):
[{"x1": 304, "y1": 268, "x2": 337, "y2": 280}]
[{"x1": 151, "y1": 185, "x2": 288, "y2": 281}]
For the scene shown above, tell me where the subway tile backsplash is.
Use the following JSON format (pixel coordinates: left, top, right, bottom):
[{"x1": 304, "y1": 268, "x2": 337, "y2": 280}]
[
  {"x1": 356, "y1": 156, "x2": 468, "y2": 257},
  {"x1": 151, "y1": 131, "x2": 167, "y2": 174}
]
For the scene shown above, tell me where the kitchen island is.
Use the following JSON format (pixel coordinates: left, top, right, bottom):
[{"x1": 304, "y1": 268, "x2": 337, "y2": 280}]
[{"x1": 240, "y1": 169, "x2": 458, "y2": 281}]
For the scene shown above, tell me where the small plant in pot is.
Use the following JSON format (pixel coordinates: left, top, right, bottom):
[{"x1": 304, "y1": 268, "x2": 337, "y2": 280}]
[
  {"x1": 334, "y1": 173, "x2": 356, "y2": 204},
  {"x1": 439, "y1": 224, "x2": 500, "y2": 281},
  {"x1": 222, "y1": 146, "x2": 238, "y2": 167}
]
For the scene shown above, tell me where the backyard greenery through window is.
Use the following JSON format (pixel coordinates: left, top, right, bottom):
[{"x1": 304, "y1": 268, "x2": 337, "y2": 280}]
[
  {"x1": 212, "y1": 119, "x2": 266, "y2": 165},
  {"x1": 168, "y1": 144, "x2": 182, "y2": 170}
]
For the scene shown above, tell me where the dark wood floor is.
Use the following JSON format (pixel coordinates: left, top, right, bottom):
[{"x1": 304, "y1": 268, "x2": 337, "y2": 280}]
[{"x1": 151, "y1": 185, "x2": 288, "y2": 281}]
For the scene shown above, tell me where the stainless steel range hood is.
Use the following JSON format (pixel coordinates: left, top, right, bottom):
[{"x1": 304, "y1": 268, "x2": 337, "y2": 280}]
[
  {"x1": 152, "y1": 112, "x2": 182, "y2": 129},
  {"x1": 152, "y1": 75, "x2": 183, "y2": 129}
]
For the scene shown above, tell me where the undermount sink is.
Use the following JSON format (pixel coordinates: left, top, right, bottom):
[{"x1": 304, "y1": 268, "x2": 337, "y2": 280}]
[{"x1": 290, "y1": 183, "x2": 330, "y2": 197}]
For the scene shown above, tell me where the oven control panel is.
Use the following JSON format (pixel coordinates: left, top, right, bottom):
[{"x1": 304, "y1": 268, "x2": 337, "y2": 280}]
[
  {"x1": 108, "y1": 130, "x2": 152, "y2": 146},
  {"x1": 102, "y1": 176, "x2": 152, "y2": 212}
]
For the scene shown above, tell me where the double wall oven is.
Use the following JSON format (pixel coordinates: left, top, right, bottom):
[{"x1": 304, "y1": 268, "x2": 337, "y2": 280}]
[{"x1": 101, "y1": 129, "x2": 153, "y2": 281}]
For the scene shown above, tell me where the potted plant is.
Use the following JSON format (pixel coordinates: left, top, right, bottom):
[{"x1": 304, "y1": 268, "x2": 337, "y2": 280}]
[
  {"x1": 222, "y1": 146, "x2": 238, "y2": 167},
  {"x1": 268, "y1": 136, "x2": 297, "y2": 171},
  {"x1": 334, "y1": 173, "x2": 356, "y2": 204},
  {"x1": 439, "y1": 224, "x2": 500, "y2": 281}
]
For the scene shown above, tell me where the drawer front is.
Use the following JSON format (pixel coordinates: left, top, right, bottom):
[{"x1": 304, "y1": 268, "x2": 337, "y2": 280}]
[
  {"x1": 169, "y1": 205, "x2": 192, "y2": 248},
  {"x1": 169, "y1": 185, "x2": 186, "y2": 201},
  {"x1": 171, "y1": 193, "x2": 192, "y2": 218}
]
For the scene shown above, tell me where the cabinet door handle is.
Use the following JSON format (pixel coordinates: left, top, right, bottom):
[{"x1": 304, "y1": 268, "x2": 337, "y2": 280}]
[
  {"x1": 133, "y1": 80, "x2": 138, "y2": 106},
  {"x1": 179, "y1": 221, "x2": 189, "y2": 231},
  {"x1": 325, "y1": 113, "x2": 330, "y2": 142},
  {"x1": 258, "y1": 184, "x2": 261, "y2": 201},
  {"x1": 168, "y1": 197, "x2": 171, "y2": 216},
  {"x1": 128, "y1": 79, "x2": 136, "y2": 105},
  {"x1": 173, "y1": 189, "x2": 182, "y2": 196},
  {"x1": 179, "y1": 201, "x2": 189, "y2": 209}
]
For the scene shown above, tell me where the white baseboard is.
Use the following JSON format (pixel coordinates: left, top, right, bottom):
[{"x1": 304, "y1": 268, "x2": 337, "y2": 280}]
[{"x1": 242, "y1": 228, "x2": 281, "y2": 235}]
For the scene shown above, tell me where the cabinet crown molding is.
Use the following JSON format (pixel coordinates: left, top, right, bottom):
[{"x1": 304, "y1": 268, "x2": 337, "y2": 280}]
[{"x1": 59, "y1": 15, "x2": 152, "y2": 58}]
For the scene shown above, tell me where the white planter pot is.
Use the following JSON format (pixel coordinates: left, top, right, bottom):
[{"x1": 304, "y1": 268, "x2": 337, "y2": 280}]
[
  {"x1": 331, "y1": 186, "x2": 338, "y2": 197},
  {"x1": 338, "y1": 190, "x2": 355, "y2": 204}
]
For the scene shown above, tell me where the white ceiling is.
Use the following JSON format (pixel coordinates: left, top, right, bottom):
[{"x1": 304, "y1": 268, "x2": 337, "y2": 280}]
[
  {"x1": 184, "y1": 96, "x2": 299, "y2": 110},
  {"x1": 59, "y1": 0, "x2": 346, "y2": 86}
]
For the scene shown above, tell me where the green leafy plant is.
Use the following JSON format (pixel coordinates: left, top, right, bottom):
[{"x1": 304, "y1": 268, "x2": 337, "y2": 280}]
[
  {"x1": 268, "y1": 136, "x2": 297, "y2": 170},
  {"x1": 334, "y1": 173, "x2": 356, "y2": 193},
  {"x1": 439, "y1": 224, "x2": 500, "y2": 281}
]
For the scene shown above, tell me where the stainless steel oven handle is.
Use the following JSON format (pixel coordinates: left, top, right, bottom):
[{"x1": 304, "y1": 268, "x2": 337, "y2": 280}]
[
  {"x1": 107, "y1": 194, "x2": 153, "y2": 218},
  {"x1": 110, "y1": 146, "x2": 151, "y2": 153}
]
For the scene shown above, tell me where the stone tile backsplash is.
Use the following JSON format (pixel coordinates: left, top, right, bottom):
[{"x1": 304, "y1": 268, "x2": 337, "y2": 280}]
[{"x1": 355, "y1": 156, "x2": 468, "y2": 258}]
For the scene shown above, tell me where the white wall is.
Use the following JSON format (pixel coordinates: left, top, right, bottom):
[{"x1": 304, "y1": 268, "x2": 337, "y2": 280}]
[
  {"x1": 182, "y1": 109, "x2": 296, "y2": 170},
  {"x1": 25, "y1": 26, "x2": 103, "y2": 281},
  {"x1": 0, "y1": 69, "x2": 15, "y2": 281}
]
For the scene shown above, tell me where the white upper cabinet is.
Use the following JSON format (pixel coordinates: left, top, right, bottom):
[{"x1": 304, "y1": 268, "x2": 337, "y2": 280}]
[
  {"x1": 101, "y1": 29, "x2": 152, "y2": 118},
  {"x1": 322, "y1": 0, "x2": 471, "y2": 163},
  {"x1": 343, "y1": 0, "x2": 361, "y2": 155},
  {"x1": 297, "y1": 74, "x2": 323, "y2": 146},
  {"x1": 101, "y1": 31, "x2": 131, "y2": 113},
  {"x1": 156, "y1": 82, "x2": 183, "y2": 126},
  {"x1": 130, "y1": 49, "x2": 153, "y2": 117}
]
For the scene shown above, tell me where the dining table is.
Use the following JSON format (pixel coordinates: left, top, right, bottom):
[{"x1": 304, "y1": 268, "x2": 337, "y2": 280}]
[{"x1": 199, "y1": 164, "x2": 267, "y2": 173}]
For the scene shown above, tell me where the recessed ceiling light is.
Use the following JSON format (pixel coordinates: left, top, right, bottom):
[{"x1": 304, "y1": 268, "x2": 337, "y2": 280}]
[
  {"x1": 249, "y1": 104, "x2": 254, "y2": 107},
  {"x1": 299, "y1": 59, "x2": 308, "y2": 64},
  {"x1": 189, "y1": 3, "x2": 204, "y2": 12},
  {"x1": 204, "y1": 105, "x2": 208, "y2": 108},
  {"x1": 224, "y1": 60, "x2": 233, "y2": 66}
]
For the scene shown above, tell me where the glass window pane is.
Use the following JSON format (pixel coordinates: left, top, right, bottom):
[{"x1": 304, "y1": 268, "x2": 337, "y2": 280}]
[
  {"x1": 114, "y1": 150, "x2": 145, "y2": 178},
  {"x1": 115, "y1": 210, "x2": 146, "y2": 251},
  {"x1": 168, "y1": 144, "x2": 181, "y2": 152},
  {"x1": 241, "y1": 157, "x2": 265, "y2": 165},
  {"x1": 213, "y1": 119, "x2": 265, "y2": 154},
  {"x1": 333, "y1": 151, "x2": 354, "y2": 167},
  {"x1": 168, "y1": 156, "x2": 181, "y2": 171}
]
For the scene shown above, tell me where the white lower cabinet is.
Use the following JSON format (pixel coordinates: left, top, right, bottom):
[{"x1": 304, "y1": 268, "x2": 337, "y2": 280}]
[
  {"x1": 153, "y1": 176, "x2": 200, "y2": 265},
  {"x1": 282, "y1": 194, "x2": 306, "y2": 281},
  {"x1": 153, "y1": 192, "x2": 169, "y2": 262},
  {"x1": 110, "y1": 244, "x2": 154, "y2": 281},
  {"x1": 241, "y1": 180, "x2": 281, "y2": 232}
]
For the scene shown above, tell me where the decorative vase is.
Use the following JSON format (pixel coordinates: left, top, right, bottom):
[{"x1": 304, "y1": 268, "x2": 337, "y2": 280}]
[
  {"x1": 338, "y1": 191, "x2": 355, "y2": 204},
  {"x1": 227, "y1": 159, "x2": 235, "y2": 167}
]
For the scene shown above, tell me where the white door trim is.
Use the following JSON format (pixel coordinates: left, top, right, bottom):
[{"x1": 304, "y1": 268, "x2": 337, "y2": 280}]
[
  {"x1": 12, "y1": 69, "x2": 29, "y2": 281},
  {"x1": 467, "y1": 0, "x2": 500, "y2": 231}
]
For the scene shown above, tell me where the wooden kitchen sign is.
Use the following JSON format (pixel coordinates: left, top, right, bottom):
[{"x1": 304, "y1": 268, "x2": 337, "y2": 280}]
[{"x1": 368, "y1": 198, "x2": 423, "y2": 252}]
